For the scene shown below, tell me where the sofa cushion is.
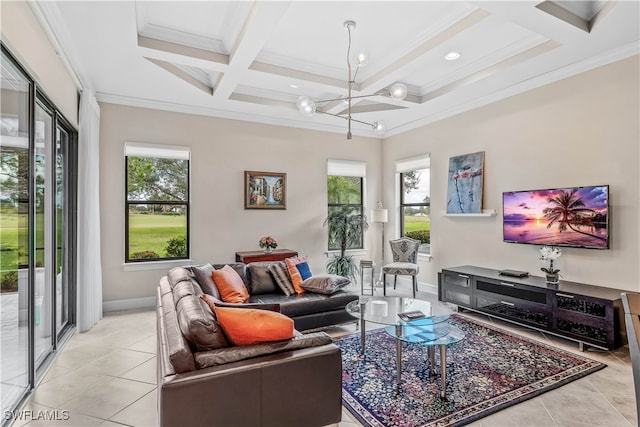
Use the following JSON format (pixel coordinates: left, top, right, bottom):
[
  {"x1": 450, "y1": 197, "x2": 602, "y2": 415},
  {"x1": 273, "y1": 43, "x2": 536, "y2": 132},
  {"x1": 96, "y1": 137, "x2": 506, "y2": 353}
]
[
  {"x1": 249, "y1": 290, "x2": 357, "y2": 318},
  {"x1": 191, "y1": 264, "x2": 220, "y2": 298},
  {"x1": 213, "y1": 265, "x2": 250, "y2": 303},
  {"x1": 269, "y1": 262, "x2": 295, "y2": 296},
  {"x1": 201, "y1": 293, "x2": 281, "y2": 313},
  {"x1": 213, "y1": 306, "x2": 294, "y2": 346},
  {"x1": 212, "y1": 263, "x2": 248, "y2": 285},
  {"x1": 175, "y1": 287, "x2": 229, "y2": 351},
  {"x1": 300, "y1": 274, "x2": 350, "y2": 295},
  {"x1": 247, "y1": 262, "x2": 279, "y2": 295},
  {"x1": 285, "y1": 256, "x2": 309, "y2": 294},
  {"x1": 193, "y1": 332, "x2": 333, "y2": 368}
]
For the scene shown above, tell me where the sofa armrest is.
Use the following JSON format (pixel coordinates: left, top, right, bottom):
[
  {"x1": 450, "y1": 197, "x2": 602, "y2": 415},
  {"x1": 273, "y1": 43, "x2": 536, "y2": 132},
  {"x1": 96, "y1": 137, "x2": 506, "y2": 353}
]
[
  {"x1": 159, "y1": 343, "x2": 342, "y2": 427},
  {"x1": 193, "y1": 331, "x2": 331, "y2": 368}
]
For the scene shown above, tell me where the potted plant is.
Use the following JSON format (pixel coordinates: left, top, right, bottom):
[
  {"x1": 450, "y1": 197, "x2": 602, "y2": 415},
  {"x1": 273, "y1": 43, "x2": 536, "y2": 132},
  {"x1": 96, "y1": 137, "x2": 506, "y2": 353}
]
[
  {"x1": 539, "y1": 245, "x2": 562, "y2": 284},
  {"x1": 323, "y1": 207, "x2": 368, "y2": 280}
]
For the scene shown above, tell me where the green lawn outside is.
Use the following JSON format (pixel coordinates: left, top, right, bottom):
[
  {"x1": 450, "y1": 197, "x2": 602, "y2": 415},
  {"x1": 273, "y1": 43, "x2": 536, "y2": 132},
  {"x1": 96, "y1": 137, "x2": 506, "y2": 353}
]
[
  {"x1": 2, "y1": 210, "x2": 427, "y2": 267},
  {"x1": 403, "y1": 215, "x2": 431, "y2": 232},
  {"x1": 128, "y1": 213, "x2": 186, "y2": 258},
  {"x1": 0, "y1": 211, "x2": 60, "y2": 271}
]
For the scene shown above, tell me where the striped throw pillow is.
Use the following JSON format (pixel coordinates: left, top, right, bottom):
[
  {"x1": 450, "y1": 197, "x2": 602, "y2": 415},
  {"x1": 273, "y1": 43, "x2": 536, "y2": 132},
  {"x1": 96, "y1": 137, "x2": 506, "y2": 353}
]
[{"x1": 269, "y1": 262, "x2": 295, "y2": 296}]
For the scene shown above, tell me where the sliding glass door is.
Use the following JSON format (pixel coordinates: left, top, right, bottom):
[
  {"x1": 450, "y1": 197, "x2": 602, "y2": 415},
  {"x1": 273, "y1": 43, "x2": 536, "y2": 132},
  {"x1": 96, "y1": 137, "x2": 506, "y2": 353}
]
[
  {"x1": 34, "y1": 101, "x2": 54, "y2": 365},
  {"x1": 56, "y1": 126, "x2": 70, "y2": 334},
  {"x1": 0, "y1": 44, "x2": 31, "y2": 419},
  {"x1": 1, "y1": 44, "x2": 77, "y2": 424}
]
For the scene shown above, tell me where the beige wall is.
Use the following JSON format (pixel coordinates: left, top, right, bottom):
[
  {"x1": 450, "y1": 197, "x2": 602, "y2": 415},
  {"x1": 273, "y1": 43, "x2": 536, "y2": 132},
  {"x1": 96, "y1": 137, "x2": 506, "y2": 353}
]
[
  {"x1": 99, "y1": 103, "x2": 383, "y2": 304},
  {"x1": 383, "y1": 56, "x2": 640, "y2": 292},
  {"x1": 1, "y1": 0, "x2": 79, "y2": 126}
]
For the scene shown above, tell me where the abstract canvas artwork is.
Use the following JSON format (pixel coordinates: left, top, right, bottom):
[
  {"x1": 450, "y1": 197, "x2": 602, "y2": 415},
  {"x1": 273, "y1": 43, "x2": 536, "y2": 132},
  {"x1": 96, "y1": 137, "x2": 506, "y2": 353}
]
[{"x1": 446, "y1": 151, "x2": 485, "y2": 213}]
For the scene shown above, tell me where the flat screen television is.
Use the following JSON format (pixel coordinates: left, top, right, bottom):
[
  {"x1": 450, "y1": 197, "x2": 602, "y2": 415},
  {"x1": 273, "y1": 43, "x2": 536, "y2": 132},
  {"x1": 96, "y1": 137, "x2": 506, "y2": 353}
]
[{"x1": 503, "y1": 185, "x2": 609, "y2": 249}]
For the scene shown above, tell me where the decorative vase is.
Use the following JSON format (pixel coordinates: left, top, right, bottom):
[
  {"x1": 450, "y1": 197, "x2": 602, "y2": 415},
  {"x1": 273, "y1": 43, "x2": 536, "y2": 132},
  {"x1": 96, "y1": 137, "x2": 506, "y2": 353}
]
[
  {"x1": 545, "y1": 273, "x2": 559, "y2": 285},
  {"x1": 263, "y1": 247, "x2": 273, "y2": 253}
]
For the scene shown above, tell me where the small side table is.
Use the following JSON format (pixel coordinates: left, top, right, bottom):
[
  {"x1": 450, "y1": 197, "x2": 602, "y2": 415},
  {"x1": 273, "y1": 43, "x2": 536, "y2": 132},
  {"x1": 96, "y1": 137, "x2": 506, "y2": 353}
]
[
  {"x1": 359, "y1": 260, "x2": 375, "y2": 295},
  {"x1": 235, "y1": 249, "x2": 298, "y2": 264}
]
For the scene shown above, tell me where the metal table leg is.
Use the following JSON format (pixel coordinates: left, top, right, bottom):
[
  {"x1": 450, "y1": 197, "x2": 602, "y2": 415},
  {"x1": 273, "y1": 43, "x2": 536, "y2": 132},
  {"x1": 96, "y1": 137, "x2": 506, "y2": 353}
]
[
  {"x1": 428, "y1": 347, "x2": 436, "y2": 375},
  {"x1": 440, "y1": 345, "x2": 447, "y2": 398},
  {"x1": 359, "y1": 301, "x2": 366, "y2": 355},
  {"x1": 396, "y1": 324, "x2": 402, "y2": 385}
]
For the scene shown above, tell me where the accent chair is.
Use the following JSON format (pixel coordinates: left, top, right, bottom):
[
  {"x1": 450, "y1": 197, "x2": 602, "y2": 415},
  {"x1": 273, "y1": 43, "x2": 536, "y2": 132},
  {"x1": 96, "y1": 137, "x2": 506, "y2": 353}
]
[{"x1": 382, "y1": 237, "x2": 420, "y2": 298}]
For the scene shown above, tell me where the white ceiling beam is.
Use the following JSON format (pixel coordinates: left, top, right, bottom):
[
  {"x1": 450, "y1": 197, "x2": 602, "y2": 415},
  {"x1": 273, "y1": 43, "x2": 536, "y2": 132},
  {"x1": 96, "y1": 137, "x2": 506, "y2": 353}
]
[
  {"x1": 138, "y1": 36, "x2": 229, "y2": 71},
  {"x1": 359, "y1": 9, "x2": 490, "y2": 97},
  {"x1": 421, "y1": 38, "x2": 560, "y2": 103},
  {"x1": 144, "y1": 57, "x2": 213, "y2": 96},
  {"x1": 212, "y1": 1, "x2": 294, "y2": 101}
]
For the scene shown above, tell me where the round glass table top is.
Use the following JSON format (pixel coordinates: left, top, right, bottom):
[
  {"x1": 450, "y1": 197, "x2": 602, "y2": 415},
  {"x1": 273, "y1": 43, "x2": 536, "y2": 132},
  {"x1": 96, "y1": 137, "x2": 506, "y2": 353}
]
[
  {"x1": 345, "y1": 296, "x2": 452, "y2": 326},
  {"x1": 386, "y1": 323, "x2": 465, "y2": 346}
]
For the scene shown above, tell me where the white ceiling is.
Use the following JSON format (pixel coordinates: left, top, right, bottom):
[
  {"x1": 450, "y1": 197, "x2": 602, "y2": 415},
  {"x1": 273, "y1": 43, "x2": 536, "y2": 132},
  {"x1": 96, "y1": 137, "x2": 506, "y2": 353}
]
[{"x1": 36, "y1": 1, "x2": 639, "y2": 139}]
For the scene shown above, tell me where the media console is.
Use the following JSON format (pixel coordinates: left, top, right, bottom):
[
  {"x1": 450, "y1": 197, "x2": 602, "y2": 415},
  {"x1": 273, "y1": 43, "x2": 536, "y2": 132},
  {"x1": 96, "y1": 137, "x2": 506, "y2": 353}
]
[{"x1": 438, "y1": 265, "x2": 626, "y2": 350}]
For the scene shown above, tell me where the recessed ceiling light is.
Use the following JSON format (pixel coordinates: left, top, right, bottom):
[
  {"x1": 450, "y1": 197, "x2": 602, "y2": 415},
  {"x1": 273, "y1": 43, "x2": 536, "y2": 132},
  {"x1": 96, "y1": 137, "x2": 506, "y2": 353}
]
[
  {"x1": 289, "y1": 84, "x2": 299, "y2": 89},
  {"x1": 444, "y1": 51, "x2": 461, "y2": 61}
]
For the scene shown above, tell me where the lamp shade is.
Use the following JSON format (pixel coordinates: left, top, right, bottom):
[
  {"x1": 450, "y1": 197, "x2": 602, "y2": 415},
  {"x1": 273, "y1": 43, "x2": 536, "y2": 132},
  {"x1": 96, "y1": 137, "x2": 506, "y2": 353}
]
[{"x1": 371, "y1": 208, "x2": 388, "y2": 223}]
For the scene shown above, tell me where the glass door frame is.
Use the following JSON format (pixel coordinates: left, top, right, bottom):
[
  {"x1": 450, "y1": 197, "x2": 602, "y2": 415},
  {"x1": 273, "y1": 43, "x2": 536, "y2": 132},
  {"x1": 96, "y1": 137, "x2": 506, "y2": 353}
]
[
  {"x1": 32, "y1": 87, "x2": 77, "y2": 379},
  {"x1": 1, "y1": 42, "x2": 77, "y2": 426}
]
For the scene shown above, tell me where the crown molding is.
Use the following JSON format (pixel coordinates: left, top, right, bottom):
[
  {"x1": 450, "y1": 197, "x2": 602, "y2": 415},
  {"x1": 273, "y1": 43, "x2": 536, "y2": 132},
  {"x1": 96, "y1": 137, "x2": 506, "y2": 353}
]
[
  {"x1": 94, "y1": 92, "x2": 379, "y2": 140},
  {"x1": 28, "y1": 1, "x2": 88, "y2": 90}
]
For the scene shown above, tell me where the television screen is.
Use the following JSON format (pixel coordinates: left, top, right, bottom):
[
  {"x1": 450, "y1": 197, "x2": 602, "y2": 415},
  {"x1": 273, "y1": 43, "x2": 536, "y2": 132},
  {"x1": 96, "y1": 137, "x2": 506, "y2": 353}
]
[{"x1": 503, "y1": 185, "x2": 609, "y2": 249}]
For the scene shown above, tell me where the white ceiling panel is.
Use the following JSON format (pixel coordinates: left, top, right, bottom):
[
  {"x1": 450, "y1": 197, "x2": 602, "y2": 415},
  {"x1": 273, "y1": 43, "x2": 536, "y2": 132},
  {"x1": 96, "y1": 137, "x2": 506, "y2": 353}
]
[{"x1": 38, "y1": 0, "x2": 640, "y2": 139}]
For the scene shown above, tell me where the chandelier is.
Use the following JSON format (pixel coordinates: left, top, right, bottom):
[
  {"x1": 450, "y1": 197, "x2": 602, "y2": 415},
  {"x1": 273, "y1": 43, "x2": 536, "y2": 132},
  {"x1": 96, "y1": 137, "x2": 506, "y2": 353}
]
[{"x1": 296, "y1": 20, "x2": 408, "y2": 139}]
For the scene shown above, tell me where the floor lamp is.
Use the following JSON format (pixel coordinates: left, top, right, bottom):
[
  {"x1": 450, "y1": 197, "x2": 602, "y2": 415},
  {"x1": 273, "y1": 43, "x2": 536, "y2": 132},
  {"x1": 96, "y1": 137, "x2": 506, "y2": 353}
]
[{"x1": 371, "y1": 202, "x2": 388, "y2": 287}]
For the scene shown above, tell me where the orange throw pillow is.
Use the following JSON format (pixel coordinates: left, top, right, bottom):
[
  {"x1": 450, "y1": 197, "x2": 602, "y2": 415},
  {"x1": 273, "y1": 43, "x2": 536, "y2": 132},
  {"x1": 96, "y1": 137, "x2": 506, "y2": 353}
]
[
  {"x1": 212, "y1": 265, "x2": 250, "y2": 303},
  {"x1": 213, "y1": 306, "x2": 294, "y2": 346},
  {"x1": 285, "y1": 256, "x2": 310, "y2": 294}
]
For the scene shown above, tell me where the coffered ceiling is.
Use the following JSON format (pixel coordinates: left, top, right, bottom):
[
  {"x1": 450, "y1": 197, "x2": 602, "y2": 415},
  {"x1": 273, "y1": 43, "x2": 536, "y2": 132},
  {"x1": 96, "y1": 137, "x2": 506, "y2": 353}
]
[{"x1": 35, "y1": 1, "x2": 639, "y2": 139}]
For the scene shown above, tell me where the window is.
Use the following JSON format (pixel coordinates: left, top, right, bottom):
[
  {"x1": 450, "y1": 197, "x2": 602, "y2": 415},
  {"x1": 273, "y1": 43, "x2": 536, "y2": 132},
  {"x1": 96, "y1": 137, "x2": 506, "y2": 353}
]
[
  {"x1": 327, "y1": 160, "x2": 366, "y2": 251},
  {"x1": 397, "y1": 156, "x2": 430, "y2": 254},
  {"x1": 125, "y1": 143, "x2": 189, "y2": 262}
]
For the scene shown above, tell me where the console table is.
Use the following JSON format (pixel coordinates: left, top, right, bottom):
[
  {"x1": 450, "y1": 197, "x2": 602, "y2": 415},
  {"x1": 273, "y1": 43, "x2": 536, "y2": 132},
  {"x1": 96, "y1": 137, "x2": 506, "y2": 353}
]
[
  {"x1": 235, "y1": 249, "x2": 298, "y2": 264},
  {"x1": 438, "y1": 265, "x2": 626, "y2": 350}
]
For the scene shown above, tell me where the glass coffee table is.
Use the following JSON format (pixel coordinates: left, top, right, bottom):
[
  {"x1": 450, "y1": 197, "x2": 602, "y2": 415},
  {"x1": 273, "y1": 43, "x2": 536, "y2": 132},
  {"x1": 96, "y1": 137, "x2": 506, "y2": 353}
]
[
  {"x1": 345, "y1": 296, "x2": 453, "y2": 386},
  {"x1": 386, "y1": 322, "x2": 465, "y2": 397}
]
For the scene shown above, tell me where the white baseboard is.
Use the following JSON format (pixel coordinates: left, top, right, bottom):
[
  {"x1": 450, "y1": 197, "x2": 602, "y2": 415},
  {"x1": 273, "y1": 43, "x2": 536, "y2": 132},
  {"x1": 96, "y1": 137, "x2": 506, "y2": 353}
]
[
  {"x1": 103, "y1": 296, "x2": 155, "y2": 312},
  {"x1": 419, "y1": 282, "x2": 438, "y2": 295}
]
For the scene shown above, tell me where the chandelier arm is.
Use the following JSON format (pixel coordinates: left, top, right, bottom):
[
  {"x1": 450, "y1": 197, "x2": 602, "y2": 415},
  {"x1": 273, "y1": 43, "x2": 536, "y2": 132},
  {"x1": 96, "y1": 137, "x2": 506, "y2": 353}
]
[
  {"x1": 315, "y1": 91, "x2": 390, "y2": 104},
  {"x1": 317, "y1": 110, "x2": 376, "y2": 128}
]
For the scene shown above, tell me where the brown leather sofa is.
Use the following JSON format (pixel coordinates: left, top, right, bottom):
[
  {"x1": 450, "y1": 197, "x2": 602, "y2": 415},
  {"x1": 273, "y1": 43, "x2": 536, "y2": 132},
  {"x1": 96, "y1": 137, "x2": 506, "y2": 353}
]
[{"x1": 157, "y1": 266, "x2": 344, "y2": 427}]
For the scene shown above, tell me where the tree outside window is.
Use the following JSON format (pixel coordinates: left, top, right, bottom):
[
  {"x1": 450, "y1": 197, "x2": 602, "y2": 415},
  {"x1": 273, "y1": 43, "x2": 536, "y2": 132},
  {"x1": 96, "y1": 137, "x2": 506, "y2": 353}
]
[
  {"x1": 125, "y1": 155, "x2": 189, "y2": 262},
  {"x1": 401, "y1": 168, "x2": 430, "y2": 253},
  {"x1": 327, "y1": 176, "x2": 363, "y2": 250}
]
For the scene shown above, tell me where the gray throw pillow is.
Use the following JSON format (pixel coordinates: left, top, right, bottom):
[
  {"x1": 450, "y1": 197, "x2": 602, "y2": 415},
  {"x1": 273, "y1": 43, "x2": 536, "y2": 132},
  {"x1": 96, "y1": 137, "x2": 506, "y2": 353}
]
[
  {"x1": 300, "y1": 274, "x2": 350, "y2": 295},
  {"x1": 191, "y1": 264, "x2": 220, "y2": 299},
  {"x1": 269, "y1": 262, "x2": 295, "y2": 296},
  {"x1": 247, "y1": 262, "x2": 279, "y2": 294}
]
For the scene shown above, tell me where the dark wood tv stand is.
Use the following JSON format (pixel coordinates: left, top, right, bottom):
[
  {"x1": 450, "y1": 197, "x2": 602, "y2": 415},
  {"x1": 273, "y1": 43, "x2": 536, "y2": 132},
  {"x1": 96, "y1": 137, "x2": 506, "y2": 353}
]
[{"x1": 438, "y1": 265, "x2": 626, "y2": 350}]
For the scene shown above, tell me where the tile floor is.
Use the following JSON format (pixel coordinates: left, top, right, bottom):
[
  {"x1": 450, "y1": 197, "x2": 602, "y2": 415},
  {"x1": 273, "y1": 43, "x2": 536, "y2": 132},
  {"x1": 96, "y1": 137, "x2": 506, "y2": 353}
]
[{"x1": 10, "y1": 283, "x2": 638, "y2": 427}]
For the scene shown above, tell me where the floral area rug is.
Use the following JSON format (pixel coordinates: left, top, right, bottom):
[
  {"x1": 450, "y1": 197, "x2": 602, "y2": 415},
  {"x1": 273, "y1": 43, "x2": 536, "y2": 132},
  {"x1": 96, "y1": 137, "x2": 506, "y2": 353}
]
[{"x1": 336, "y1": 315, "x2": 605, "y2": 427}]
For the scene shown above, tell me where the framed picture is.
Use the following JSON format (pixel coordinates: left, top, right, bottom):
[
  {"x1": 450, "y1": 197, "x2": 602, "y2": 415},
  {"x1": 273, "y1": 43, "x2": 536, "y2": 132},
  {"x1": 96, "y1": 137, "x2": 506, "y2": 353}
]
[
  {"x1": 244, "y1": 171, "x2": 286, "y2": 210},
  {"x1": 446, "y1": 151, "x2": 485, "y2": 213}
]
